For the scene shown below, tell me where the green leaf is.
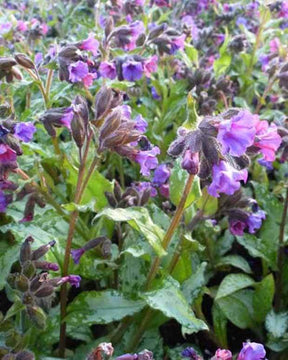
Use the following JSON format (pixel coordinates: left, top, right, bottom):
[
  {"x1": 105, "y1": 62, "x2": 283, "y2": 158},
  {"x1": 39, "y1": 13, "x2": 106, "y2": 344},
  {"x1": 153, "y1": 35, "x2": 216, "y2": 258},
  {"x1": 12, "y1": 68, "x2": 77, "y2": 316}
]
[
  {"x1": 213, "y1": 54, "x2": 231, "y2": 77},
  {"x1": 170, "y1": 160, "x2": 201, "y2": 207},
  {"x1": 217, "y1": 290, "x2": 255, "y2": 329},
  {"x1": 95, "y1": 207, "x2": 166, "y2": 257},
  {"x1": 212, "y1": 303, "x2": 228, "y2": 348},
  {"x1": 265, "y1": 311, "x2": 288, "y2": 338},
  {"x1": 66, "y1": 291, "x2": 145, "y2": 326},
  {"x1": 142, "y1": 276, "x2": 208, "y2": 334},
  {"x1": 215, "y1": 274, "x2": 255, "y2": 300},
  {"x1": 216, "y1": 255, "x2": 252, "y2": 274},
  {"x1": 182, "y1": 262, "x2": 208, "y2": 304},
  {"x1": 4, "y1": 299, "x2": 26, "y2": 320},
  {"x1": 253, "y1": 274, "x2": 275, "y2": 322},
  {"x1": 185, "y1": 44, "x2": 198, "y2": 65},
  {"x1": 0, "y1": 243, "x2": 21, "y2": 290}
]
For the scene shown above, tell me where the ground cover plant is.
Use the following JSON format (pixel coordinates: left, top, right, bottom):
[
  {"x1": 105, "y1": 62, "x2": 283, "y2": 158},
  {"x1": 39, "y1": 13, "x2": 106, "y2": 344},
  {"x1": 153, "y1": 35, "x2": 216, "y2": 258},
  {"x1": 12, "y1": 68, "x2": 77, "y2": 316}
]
[{"x1": 0, "y1": 0, "x2": 288, "y2": 359}]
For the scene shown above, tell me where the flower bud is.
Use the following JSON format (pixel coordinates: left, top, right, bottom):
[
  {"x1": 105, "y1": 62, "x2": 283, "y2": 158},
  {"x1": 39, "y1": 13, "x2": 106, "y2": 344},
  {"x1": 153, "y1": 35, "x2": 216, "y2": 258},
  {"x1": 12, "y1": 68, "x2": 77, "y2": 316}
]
[
  {"x1": 26, "y1": 305, "x2": 47, "y2": 329},
  {"x1": 105, "y1": 191, "x2": 117, "y2": 207},
  {"x1": 0, "y1": 103, "x2": 12, "y2": 118},
  {"x1": 87, "y1": 343, "x2": 114, "y2": 360},
  {"x1": 148, "y1": 23, "x2": 167, "y2": 40},
  {"x1": 22, "y1": 260, "x2": 36, "y2": 278},
  {"x1": 20, "y1": 236, "x2": 34, "y2": 264},
  {"x1": 22, "y1": 292, "x2": 34, "y2": 305},
  {"x1": 31, "y1": 240, "x2": 56, "y2": 260},
  {"x1": 15, "y1": 351, "x2": 35, "y2": 360},
  {"x1": 101, "y1": 239, "x2": 112, "y2": 258},
  {"x1": 14, "y1": 53, "x2": 35, "y2": 69},
  {"x1": 181, "y1": 150, "x2": 199, "y2": 175},
  {"x1": 105, "y1": 17, "x2": 114, "y2": 39},
  {"x1": 138, "y1": 350, "x2": 153, "y2": 360},
  {"x1": 7, "y1": 273, "x2": 18, "y2": 289},
  {"x1": 15, "y1": 274, "x2": 29, "y2": 292},
  {"x1": 34, "y1": 261, "x2": 59, "y2": 271},
  {"x1": 94, "y1": 86, "x2": 113, "y2": 121},
  {"x1": 71, "y1": 114, "x2": 85, "y2": 149},
  {"x1": 2, "y1": 133, "x2": 22, "y2": 155},
  {"x1": 34, "y1": 284, "x2": 54, "y2": 298},
  {"x1": 0, "y1": 57, "x2": 17, "y2": 71},
  {"x1": 113, "y1": 181, "x2": 122, "y2": 201}
]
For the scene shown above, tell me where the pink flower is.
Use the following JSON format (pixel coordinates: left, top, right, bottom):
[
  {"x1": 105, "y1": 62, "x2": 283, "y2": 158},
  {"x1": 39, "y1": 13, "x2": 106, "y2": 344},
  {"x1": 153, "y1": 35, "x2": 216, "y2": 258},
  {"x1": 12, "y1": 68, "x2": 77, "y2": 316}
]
[
  {"x1": 143, "y1": 55, "x2": 158, "y2": 77},
  {"x1": 79, "y1": 33, "x2": 99, "y2": 56},
  {"x1": 17, "y1": 20, "x2": 28, "y2": 32},
  {"x1": 254, "y1": 121, "x2": 282, "y2": 161},
  {"x1": 99, "y1": 62, "x2": 117, "y2": 79},
  {"x1": 0, "y1": 144, "x2": 17, "y2": 164},
  {"x1": 270, "y1": 37, "x2": 280, "y2": 53},
  {"x1": 214, "y1": 349, "x2": 232, "y2": 360},
  {"x1": 82, "y1": 72, "x2": 97, "y2": 87}
]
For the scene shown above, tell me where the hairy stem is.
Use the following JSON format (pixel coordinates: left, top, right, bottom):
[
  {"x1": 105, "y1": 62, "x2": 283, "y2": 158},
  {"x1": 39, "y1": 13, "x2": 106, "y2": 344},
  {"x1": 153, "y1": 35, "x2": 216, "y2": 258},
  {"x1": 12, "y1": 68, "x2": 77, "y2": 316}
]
[
  {"x1": 127, "y1": 175, "x2": 195, "y2": 352},
  {"x1": 275, "y1": 187, "x2": 288, "y2": 312},
  {"x1": 146, "y1": 174, "x2": 195, "y2": 289}
]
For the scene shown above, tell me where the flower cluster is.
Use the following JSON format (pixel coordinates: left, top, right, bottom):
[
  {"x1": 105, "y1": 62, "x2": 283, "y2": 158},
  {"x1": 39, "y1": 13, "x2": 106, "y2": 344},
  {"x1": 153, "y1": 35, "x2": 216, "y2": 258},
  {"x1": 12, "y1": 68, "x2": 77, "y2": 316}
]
[
  {"x1": 169, "y1": 108, "x2": 282, "y2": 199},
  {"x1": 7, "y1": 236, "x2": 81, "y2": 330}
]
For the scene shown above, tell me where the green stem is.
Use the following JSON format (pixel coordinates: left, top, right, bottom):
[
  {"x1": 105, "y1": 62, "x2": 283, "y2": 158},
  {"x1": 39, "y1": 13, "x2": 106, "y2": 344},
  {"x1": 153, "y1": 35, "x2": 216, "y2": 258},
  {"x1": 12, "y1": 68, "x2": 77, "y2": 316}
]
[
  {"x1": 145, "y1": 174, "x2": 195, "y2": 289},
  {"x1": 45, "y1": 69, "x2": 54, "y2": 106}
]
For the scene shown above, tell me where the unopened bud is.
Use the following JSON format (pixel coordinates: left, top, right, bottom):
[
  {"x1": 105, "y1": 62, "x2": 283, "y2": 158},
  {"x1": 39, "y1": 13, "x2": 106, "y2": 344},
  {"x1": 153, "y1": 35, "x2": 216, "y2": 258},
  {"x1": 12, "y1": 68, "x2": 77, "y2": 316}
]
[
  {"x1": 0, "y1": 103, "x2": 12, "y2": 118},
  {"x1": 22, "y1": 260, "x2": 36, "y2": 278},
  {"x1": 101, "y1": 239, "x2": 112, "y2": 258},
  {"x1": 31, "y1": 240, "x2": 56, "y2": 260},
  {"x1": 11, "y1": 67, "x2": 23, "y2": 81},
  {"x1": 15, "y1": 351, "x2": 35, "y2": 360},
  {"x1": 71, "y1": 115, "x2": 85, "y2": 148},
  {"x1": 138, "y1": 350, "x2": 153, "y2": 360},
  {"x1": 2, "y1": 133, "x2": 22, "y2": 155},
  {"x1": 20, "y1": 236, "x2": 34, "y2": 264},
  {"x1": 181, "y1": 150, "x2": 199, "y2": 175},
  {"x1": 136, "y1": 34, "x2": 146, "y2": 47},
  {"x1": 14, "y1": 53, "x2": 35, "y2": 69},
  {"x1": 15, "y1": 274, "x2": 29, "y2": 292},
  {"x1": 0, "y1": 57, "x2": 17, "y2": 70},
  {"x1": 148, "y1": 23, "x2": 167, "y2": 40},
  {"x1": 87, "y1": 343, "x2": 114, "y2": 360},
  {"x1": 34, "y1": 285, "x2": 54, "y2": 298},
  {"x1": 105, "y1": 191, "x2": 117, "y2": 207},
  {"x1": 7, "y1": 273, "x2": 18, "y2": 289},
  {"x1": 94, "y1": 86, "x2": 113, "y2": 121},
  {"x1": 105, "y1": 17, "x2": 114, "y2": 39},
  {"x1": 113, "y1": 181, "x2": 122, "y2": 201},
  {"x1": 26, "y1": 305, "x2": 47, "y2": 329},
  {"x1": 34, "y1": 261, "x2": 59, "y2": 271},
  {"x1": 22, "y1": 292, "x2": 34, "y2": 305}
]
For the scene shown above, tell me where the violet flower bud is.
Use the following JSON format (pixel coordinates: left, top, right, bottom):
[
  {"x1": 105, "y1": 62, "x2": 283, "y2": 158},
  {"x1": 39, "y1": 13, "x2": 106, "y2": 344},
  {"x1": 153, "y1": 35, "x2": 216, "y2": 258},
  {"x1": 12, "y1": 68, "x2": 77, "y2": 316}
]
[
  {"x1": 31, "y1": 240, "x2": 56, "y2": 260},
  {"x1": 34, "y1": 261, "x2": 59, "y2": 271},
  {"x1": 181, "y1": 150, "x2": 199, "y2": 175},
  {"x1": 34, "y1": 284, "x2": 54, "y2": 298}
]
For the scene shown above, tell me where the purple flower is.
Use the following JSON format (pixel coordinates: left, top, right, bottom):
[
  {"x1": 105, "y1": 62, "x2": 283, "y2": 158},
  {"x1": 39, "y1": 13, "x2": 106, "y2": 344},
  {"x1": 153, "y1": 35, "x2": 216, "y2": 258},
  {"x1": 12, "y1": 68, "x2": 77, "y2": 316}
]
[
  {"x1": 213, "y1": 349, "x2": 232, "y2": 360},
  {"x1": 270, "y1": 38, "x2": 280, "y2": 53},
  {"x1": 60, "y1": 107, "x2": 74, "y2": 129},
  {"x1": 258, "y1": 158, "x2": 273, "y2": 170},
  {"x1": 134, "y1": 115, "x2": 147, "y2": 133},
  {"x1": 82, "y1": 72, "x2": 97, "y2": 87},
  {"x1": 35, "y1": 52, "x2": 43, "y2": 67},
  {"x1": 153, "y1": 164, "x2": 170, "y2": 186},
  {"x1": 181, "y1": 347, "x2": 199, "y2": 360},
  {"x1": 78, "y1": 33, "x2": 99, "y2": 55},
  {"x1": 236, "y1": 17, "x2": 248, "y2": 27},
  {"x1": 229, "y1": 219, "x2": 247, "y2": 236},
  {"x1": 71, "y1": 248, "x2": 85, "y2": 264},
  {"x1": 181, "y1": 150, "x2": 199, "y2": 175},
  {"x1": 99, "y1": 61, "x2": 117, "y2": 79},
  {"x1": 17, "y1": 20, "x2": 28, "y2": 32},
  {"x1": 208, "y1": 161, "x2": 248, "y2": 198},
  {"x1": 159, "y1": 183, "x2": 169, "y2": 198},
  {"x1": 151, "y1": 86, "x2": 161, "y2": 100},
  {"x1": 0, "y1": 191, "x2": 10, "y2": 212},
  {"x1": 134, "y1": 146, "x2": 160, "y2": 176},
  {"x1": 67, "y1": 275, "x2": 81, "y2": 288},
  {"x1": 254, "y1": 121, "x2": 282, "y2": 161},
  {"x1": 0, "y1": 144, "x2": 17, "y2": 164},
  {"x1": 132, "y1": 181, "x2": 157, "y2": 197},
  {"x1": 0, "y1": 22, "x2": 12, "y2": 35},
  {"x1": 122, "y1": 60, "x2": 143, "y2": 81},
  {"x1": 237, "y1": 342, "x2": 266, "y2": 360},
  {"x1": 14, "y1": 122, "x2": 36, "y2": 142},
  {"x1": 170, "y1": 34, "x2": 186, "y2": 54},
  {"x1": 68, "y1": 61, "x2": 89, "y2": 83},
  {"x1": 217, "y1": 110, "x2": 258, "y2": 157},
  {"x1": 247, "y1": 210, "x2": 266, "y2": 233}
]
